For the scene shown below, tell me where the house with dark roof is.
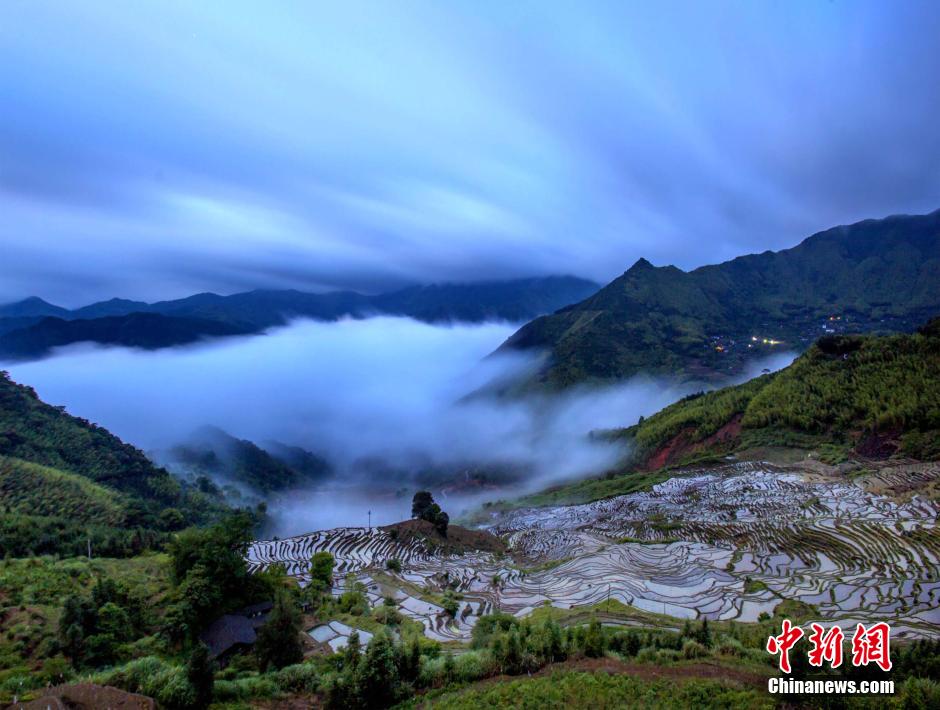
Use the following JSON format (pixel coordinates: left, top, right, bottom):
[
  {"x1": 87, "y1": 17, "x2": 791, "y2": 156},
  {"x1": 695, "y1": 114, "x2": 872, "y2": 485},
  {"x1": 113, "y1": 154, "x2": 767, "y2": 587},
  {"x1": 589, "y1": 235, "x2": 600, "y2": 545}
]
[{"x1": 199, "y1": 602, "x2": 273, "y2": 664}]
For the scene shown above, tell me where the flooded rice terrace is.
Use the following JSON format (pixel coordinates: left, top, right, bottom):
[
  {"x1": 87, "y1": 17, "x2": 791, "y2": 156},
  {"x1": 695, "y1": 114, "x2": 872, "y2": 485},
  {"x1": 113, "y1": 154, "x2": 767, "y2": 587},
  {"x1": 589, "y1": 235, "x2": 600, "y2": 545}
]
[{"x1": 247, "y1": 461, "x2": 940, "y2": 642}]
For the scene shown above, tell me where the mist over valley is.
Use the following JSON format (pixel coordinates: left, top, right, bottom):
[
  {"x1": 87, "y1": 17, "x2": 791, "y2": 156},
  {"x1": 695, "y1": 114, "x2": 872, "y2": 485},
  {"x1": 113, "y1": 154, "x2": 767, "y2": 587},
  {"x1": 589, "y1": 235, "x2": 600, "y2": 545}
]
[{"x1": 3, "y1": 314, "x2": 794, "y2": 535}]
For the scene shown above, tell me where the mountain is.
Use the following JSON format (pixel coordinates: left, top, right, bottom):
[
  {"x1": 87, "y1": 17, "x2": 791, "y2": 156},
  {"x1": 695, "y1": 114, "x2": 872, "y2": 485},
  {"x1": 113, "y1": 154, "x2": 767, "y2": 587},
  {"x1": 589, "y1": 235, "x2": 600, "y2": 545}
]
[
  {"x1": 0, "y1": 316, "x2": 45, "y2": 337},
  {"x1": 0, "y1": 276, "x2": 599, "y2": 361},
  {"x1": 501, "y1": 209, "x2": 940, "y2": 386},
  {"x1": 0, "y1": 312, "x2": 254, "y2": 361},
  {"x1": 615, "y1": 318, "x2": 940, "y2": 470},
  {"x1": 70, "y1": 297, "x2": 151, "y2": 319},
  {"x1": 0, "y1": 371, "x2": 229, "y2": 556},
  {"x1": 372, "y1": 276, "x2": 602, "y2": 323},
  {"x1": 156, "y1": 426, "x2": 332, "y2": 494},
  {"x1": 0, "y1": 296, "x2": 69, "y2": 319},
  {"x1": 260, "y1": 440, "x2": 333, "y2": 482},
  {"x1": 146, "y1": 289, "x2": 372, "y2": 328}
]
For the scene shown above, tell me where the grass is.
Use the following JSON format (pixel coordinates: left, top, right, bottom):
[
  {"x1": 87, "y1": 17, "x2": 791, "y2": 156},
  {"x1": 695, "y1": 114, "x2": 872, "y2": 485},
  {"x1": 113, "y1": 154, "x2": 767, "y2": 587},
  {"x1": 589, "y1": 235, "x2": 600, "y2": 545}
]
[
  {"x1": 513, "y1": 558, "x2": 572, "y2": 574},
  {"x1": 742, "y1": 579, "x2": 768, "y2": 594},
  {"x1": 462, "y1": 470, "x2": 677, "y2": 523},
  {"x1": 525, "y1": 598, "x2": 681, "y2": 631},
  {"x1": 411, "y1": 669, "x2": 774, "y2": 709},
  {"x1": 615, "y1": 536, "x2": 680, "y2": 545}
]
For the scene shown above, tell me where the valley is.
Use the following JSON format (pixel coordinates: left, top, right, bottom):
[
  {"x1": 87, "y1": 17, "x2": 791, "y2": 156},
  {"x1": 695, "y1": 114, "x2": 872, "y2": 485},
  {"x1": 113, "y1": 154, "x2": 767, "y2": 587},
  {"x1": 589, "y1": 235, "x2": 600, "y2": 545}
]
[{"x1": 4, "y1": 5, "x2": 940, "y2": 705}]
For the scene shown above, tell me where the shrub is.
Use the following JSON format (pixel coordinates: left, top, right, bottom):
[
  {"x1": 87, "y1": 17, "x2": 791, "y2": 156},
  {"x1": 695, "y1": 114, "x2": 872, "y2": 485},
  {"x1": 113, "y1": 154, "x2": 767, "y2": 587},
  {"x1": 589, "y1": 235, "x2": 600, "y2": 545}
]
[
  {"x1": 899, "y1": 678, "x2": 940, "y2": 709},
  {"x1": 655, "y1": 649, "x2": 680, "y2": 663},
  {"x1": 715, "y1": 637, "x2": 746, "y2": 658},
  {"x1": 681, "y1": 639, "x2": 707, "y2": 659}
]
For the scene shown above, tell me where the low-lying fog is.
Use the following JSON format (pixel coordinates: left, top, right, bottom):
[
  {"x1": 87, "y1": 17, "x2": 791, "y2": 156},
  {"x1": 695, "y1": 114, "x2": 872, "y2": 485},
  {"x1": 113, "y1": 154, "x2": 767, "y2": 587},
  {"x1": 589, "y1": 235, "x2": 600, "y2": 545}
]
[{"x1": 5, "y1": 317, "x2": 794, "y2": 535}]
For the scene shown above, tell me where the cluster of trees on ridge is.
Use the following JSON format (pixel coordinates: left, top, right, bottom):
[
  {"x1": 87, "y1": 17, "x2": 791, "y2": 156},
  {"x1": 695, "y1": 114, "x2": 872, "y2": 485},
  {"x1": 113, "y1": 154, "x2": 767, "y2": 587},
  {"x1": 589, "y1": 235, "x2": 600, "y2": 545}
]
[{"x1": 410, "y1": 490, "x2": 449, "y2": 536}]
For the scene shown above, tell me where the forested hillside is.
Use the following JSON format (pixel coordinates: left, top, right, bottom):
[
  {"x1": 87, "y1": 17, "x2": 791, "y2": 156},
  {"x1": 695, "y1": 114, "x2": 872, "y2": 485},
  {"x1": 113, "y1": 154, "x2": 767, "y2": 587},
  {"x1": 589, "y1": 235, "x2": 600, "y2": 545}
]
[
  {"x1": 617, "y1": 318, "x2": 940, "y2": 469},
  {"x1": 502, "y1": 209, "x2": 940, "y2": 386},
  {"x1": 0, "y1": 371, "x2": 230, "y2": 556},
  {"x1": 0, "y1": 312, "x2": 253, "y2": 360},
  {"x1": 157, "y1": 426, "x2": 332, "y2": 495}
]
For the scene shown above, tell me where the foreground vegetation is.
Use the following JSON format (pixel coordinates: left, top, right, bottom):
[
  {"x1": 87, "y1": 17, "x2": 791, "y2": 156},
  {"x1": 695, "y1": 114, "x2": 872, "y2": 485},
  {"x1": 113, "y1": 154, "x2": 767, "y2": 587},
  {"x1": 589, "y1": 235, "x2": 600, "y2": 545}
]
[
  {"x1": 5, "y1": 534, "x2": 939, "y2": 710},
  {"x1": 416, "y1": 671, "x2": 773, "y2": 710}
]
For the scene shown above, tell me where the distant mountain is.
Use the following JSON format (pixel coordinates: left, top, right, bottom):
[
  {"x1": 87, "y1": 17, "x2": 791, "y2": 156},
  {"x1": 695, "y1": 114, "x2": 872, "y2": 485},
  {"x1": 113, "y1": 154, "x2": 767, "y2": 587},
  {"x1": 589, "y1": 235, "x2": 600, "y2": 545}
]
[
  {"x1": 0, "y1": 276, "x2": 599, "y2": 361},
  {"x1": 0, "y1": 296, "x2": 69, "y2": 319},
  {"x1": 0, "y1": 312, "x2": 254, "y2": 361},
  {"x1": 501, "y1": 209, "x2": 940, "y2": 386},
  {"x1": 147, "y1": 289, "x2": 372, "y2": 328},
  {"x1": 260, "y1": 440, "x2": 333, "y2": 482},
  {"x1": 614, "y1": 318, "x2": 940, "y2": 469},
  {"x1": 70, "y1": 297, "x2": 150, "y2": 319},
  {"x1": 156, "y1": 426, "x2": 332, "y2": 495},
  {"x1": 372, "y1": 276, "x2": 602, "y2": 323},
  {"x1": 0, "y1": 371, "x2": 228, "y2": 556}
]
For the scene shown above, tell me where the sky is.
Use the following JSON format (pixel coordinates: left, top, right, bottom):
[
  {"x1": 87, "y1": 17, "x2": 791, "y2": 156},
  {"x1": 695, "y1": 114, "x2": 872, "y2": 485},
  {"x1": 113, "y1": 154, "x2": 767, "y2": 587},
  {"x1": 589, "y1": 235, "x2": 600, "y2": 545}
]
[{"x1": 2, "y1": 1, "x2": 939, "y2": 306}]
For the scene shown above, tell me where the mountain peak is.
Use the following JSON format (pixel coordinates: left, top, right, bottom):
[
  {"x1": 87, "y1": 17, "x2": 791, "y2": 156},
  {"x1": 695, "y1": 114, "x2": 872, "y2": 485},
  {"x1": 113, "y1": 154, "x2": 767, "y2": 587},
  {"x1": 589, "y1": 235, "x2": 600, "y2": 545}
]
[
  {"x1": 501, "y1": 208, "x2": 940, "y2": 387},
  {"x1": 627, "y1": 257, "x2": 655, "y2": 272},
  {"x1": 0, "y1": 296, "x2": 68, "y2": 318}
]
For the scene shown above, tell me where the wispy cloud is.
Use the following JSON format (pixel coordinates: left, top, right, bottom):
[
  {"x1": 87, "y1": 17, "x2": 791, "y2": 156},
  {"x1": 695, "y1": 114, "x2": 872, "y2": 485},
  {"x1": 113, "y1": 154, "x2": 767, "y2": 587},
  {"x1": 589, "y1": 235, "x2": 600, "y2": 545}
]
[{"x1": 2, "y1": 2, "x2": 938, "y2": 304}]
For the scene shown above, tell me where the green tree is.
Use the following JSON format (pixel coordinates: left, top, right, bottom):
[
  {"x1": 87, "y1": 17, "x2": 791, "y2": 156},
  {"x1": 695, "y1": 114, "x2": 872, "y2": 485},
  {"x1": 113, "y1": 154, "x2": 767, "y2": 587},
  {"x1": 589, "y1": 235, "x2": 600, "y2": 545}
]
[
  {"x1": 400, "y1": 636, "x2": 421, "y2": 682},
  {"x1": 411, "y1": 491, "x2": 434, "y2": 519},
  {"x1": 186, "y1": 642, "x2": 215, "y2": 710},
  {"x1": 254, "y1": 590, "x2": 304, "y2": 671},
  {"x1": 356, "y1": 632, "x2": 401, "y2": 707},
  {"x1": 504, "y1": 628, "x2": 522, "y2": 673},
  {"x1": 441, "y1": 590, "x2": 460, "y2": 618},
  {"x1": 96, "y1": 602, "x2": 131, "y2": 642},
  {"x1": 584, "y1": 616, "x2": 606, "y2": 658},
  {"x1": 59, "y1": 594, "x2": 93, "y2": 662},
  {"x1": 694, "y1": 618, "x2": 712, "y2": 647},
  {"x1": 542, "y1": 618, "x2": 565, "y2": 662},
  {"x1": 310, "y1": 551, "x2": 335, "y2": 590},
  {"x1": 344, "y1": 630, "x2": 362, "y2": 670},
  {"x1": 165, "y1": 513, "x2": 259, "y2": 641},
  {"x1": 434, "y1": 511, "x2": 449, "y2": 537}
]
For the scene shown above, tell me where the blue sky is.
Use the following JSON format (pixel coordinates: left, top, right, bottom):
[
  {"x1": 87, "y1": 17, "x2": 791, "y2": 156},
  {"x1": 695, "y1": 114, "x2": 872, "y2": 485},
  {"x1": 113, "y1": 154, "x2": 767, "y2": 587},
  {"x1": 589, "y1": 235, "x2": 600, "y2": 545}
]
[{"x1": 2, "y1": 1, "x2": 939, "y2": 305}]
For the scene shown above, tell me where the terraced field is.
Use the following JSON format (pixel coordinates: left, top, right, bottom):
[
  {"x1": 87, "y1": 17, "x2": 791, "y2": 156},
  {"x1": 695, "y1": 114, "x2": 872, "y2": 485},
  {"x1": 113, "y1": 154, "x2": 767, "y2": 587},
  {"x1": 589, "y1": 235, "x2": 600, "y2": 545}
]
[{"x1": 247, "y1": 462, "x2": 940, "y2": 641}]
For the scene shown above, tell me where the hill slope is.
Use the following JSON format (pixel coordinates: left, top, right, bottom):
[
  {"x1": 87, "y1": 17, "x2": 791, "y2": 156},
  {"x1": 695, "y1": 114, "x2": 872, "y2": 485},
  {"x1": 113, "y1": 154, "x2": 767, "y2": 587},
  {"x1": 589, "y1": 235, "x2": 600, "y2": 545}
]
[
  {"x1": 617, "y1": 318, "x2": 940, "y2": 469},
  {"x1": 155, "y1": 426, "x2": 332, "y2": 494},
  {"x1": 501, "y1": 209, "x2": 940, "y2": 386},
  {"x1": 0, "y1": 312, "x2": 254, "y2": 360},
  {"x1": 0, "y1": 371, "x2": 228, "y2": 555}
]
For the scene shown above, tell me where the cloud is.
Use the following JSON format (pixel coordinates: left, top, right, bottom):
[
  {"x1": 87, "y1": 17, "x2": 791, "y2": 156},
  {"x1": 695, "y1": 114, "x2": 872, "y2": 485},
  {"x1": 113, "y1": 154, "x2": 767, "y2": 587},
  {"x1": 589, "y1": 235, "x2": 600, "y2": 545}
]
[
  {"x1": 5, "y1": 318, "x2": 795, "y2": 532},
  {"x1": 1, "y1": 2, "x2": 939, "y2": 305}
]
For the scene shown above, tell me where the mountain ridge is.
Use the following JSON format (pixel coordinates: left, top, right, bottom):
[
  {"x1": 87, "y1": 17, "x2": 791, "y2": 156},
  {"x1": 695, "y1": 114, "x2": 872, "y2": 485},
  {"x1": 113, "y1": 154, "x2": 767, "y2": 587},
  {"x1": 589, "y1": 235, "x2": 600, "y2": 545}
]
[
  {"x1": 501, "y1": 209, "x2": 940, "y2": 386},
  {"x1": 0, "y1": 276, "x2": 599, "y2": 361}
]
